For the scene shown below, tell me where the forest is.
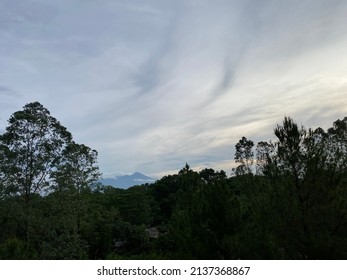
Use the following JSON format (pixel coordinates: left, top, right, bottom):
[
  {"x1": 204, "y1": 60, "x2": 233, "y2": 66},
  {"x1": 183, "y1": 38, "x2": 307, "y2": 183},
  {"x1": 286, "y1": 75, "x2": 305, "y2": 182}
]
[{"x1": 0, "y1": 102, "x2": 346, "y2": 259}]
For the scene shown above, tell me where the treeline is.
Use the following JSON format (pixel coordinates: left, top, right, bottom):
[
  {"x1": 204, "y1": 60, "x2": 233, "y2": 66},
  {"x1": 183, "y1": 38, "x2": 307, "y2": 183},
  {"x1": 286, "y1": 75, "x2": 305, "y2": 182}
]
[{"x1": 0, "y1": 102, "x2": 346, "y2": 259}]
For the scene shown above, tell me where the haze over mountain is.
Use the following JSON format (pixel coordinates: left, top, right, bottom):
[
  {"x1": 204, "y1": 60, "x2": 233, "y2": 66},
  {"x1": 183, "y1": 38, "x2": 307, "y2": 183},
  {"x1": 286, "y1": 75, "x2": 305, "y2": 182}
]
[{"x1": 100, "y1": 172, "x2": 155, "y2": 189}]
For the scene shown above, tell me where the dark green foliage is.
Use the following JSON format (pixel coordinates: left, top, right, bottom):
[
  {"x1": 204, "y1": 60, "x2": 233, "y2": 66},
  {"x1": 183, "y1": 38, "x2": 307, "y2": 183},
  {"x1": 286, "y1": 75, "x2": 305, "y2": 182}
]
[
  {"x1": 0, "y1": 238, "x2": 27, "y2": 260},
  {"x1": 234, "y1": 136, "x2": 254, "y2": 175},
  {"x1": 250, "y1": 116, "x2": 347, "y2": 259},
  {"x1": 0, "y1": 102, "x2": 72, "y2": 200},
  {"x1": 0, "y1": 103, "x2": 346, "y2": 259},
  {"x1": 0, "y1": 102, "x2": 100, "y2": 258}
]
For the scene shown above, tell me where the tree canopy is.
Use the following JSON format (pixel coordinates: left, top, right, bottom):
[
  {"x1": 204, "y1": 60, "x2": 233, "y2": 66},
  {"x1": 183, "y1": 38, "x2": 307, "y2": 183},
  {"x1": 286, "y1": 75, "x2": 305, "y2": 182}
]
[
  {"x1": 0, "y1": 103, "x2": 346, "y2": 259},
  {"x1": 0, "y1": 102, "x2": 100, "y2": 257}
]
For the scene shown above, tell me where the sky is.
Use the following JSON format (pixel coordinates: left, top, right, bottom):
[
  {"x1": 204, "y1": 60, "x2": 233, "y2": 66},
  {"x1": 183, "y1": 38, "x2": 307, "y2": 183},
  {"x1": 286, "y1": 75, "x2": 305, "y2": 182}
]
[{"x1": 1, "y1": 0, "x2": 347, "y2": 178}]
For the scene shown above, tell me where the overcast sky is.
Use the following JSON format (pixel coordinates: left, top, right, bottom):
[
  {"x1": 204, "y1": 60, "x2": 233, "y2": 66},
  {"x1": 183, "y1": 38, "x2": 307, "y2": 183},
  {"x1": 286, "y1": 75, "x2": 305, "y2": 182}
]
[{"x1": 1, "y1": 0, "x2": 347, "y2": 178}]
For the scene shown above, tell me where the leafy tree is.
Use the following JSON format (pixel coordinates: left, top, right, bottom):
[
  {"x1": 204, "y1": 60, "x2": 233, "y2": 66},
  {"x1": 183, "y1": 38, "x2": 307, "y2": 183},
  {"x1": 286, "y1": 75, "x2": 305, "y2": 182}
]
[
  {"x1": 0, "y1": 102, "x2": 72, "y2": 254},
  {"x1": 53, "y1": 142, "x2": 101, "y2": 193},
  {"x1": 52, "y1": 142, "x2": 101, "y2": 233},
  {"x1": 0, "y1": 102, "x2": 103, "y2": 258},
  {"x1": 274, "y1": 116, "x2": 307, "y2": 177},
  {"x1": 0, "y1": 102, "x2": 72, "y2": 200},
  {"x1": 41, "y1": 128, "x2": 101, "y2": 259},
  {"x1": 199, "y1": 168, "x2": 227, "y2": 183},
  {"x1": 255, "y1": 141, "x2": 276, "y2": 175},
  {"x1": 326, "y1": 117, "x2": 347, "y2": 173},
  {"x1": 265, "y1": 116, "x2": 347, "y2": 258},
  {"x1": 149, "y1": 174, "x2": 179, "y2": 225},
  {"x1": 234, "y1": 136, "x2": 254, "y2": 175},
  {"x1": 157, "y1": 165, "x2": 238, "y2": 259}
]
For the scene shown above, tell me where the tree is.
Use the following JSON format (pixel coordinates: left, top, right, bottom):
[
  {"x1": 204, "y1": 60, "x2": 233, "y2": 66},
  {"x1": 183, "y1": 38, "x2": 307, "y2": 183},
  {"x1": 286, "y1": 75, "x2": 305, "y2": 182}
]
[
  {"x1": 326, "y1": 117, "x2": 347, "y2": 173},
  {"x1": 199, "y1": 168, "x2": 227, "y2": 184},
  {"x1": 268, "y1": 116, "x2": 347, "y2": 258},
  {"x1": 52, "y1": 142, "x2": 101, "y2": 235},
  {"x1": 0, "y1": 102, "x2": 72, "y2": 201},
  {"x1": 255, "y1": 141, "x2": 276, "y2": 176},
  {"x1": 234, "y1": 136, "x2": 254, "y2": 175},
  {"x1": 274, "y1": 116, "x2": 306, "y2": 180},
  {"x1": 53, "y1": 142, "x2": 101, "y2": 193},
  {"x1": 0, "y1": 102, "x2": 73, "y2": 255},
  {"x1": 0, "y1": 102, "x2": 103, "y2": 257}
]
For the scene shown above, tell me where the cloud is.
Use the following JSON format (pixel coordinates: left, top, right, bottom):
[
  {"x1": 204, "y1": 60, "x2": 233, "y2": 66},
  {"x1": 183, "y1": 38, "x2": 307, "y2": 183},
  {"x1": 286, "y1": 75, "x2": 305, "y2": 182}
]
[
  {"x1": 0, "y1": 86, "x2": 17, "y2": 95},
  {"x1": 1, "y1": 0, "x2": 347, "y2": 177},
  {"x1": 0, "y1": 86, "x2": 22, "y2": 131},
  {"x1": 0, "y1": 85, "x2": 21, "y2": 104}
]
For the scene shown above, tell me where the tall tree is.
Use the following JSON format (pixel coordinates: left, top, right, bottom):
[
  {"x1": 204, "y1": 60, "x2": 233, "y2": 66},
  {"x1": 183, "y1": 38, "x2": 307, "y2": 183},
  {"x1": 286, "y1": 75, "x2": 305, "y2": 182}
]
[
  {"x1": 255, "y1": 141, "x2": 276, "y2": 176},
  {"x1": 0, "y1": 102, "x2": 72, "y2": 255},
  {"x1": 326, "y1": 117, "x2": 347, "y2": 173},
  {"x1": 53, "y1": 142, "x2": 101, "y2": 193},
  {"x1": 52, "y1": 142, "x2": 101, "y2": 233},
  {"x1": 0, "y1": 102, "x2": 72, "y2": 201},
  {"x1": 269, "y1": 116, "x2": 347, "y2": 258},
  {"x1": 274, "y1": 116, "x2": 306, "y2": 180},
  {"x1": 234, "y1": 136, "x2": 254, "y2": 175}
]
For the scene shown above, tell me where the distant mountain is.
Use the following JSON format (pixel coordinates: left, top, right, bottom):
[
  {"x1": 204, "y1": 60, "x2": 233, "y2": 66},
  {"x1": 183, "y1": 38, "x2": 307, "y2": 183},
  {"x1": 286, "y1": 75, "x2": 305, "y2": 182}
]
[{"x1": 100, "y1": 172, "x2": 155, "y2": 189}]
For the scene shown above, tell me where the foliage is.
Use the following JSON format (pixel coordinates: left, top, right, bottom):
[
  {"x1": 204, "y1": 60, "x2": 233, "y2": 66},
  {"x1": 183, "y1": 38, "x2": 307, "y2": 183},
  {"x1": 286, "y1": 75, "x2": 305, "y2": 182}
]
[
  {"x1": 0, "y1": 103, "x2": 346, "y2": 259},
  {"x1": 234, "y1": 137, "x2": 254, "y2": 175},
  {"x1": 0, "y1": 102, "x2": 72, "y2": 199}
]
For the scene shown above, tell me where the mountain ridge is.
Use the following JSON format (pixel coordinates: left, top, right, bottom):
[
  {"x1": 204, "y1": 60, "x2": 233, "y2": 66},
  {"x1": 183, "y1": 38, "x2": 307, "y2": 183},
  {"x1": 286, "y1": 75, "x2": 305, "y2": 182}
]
[{"x1": 100, "y1": 172, "x2": 155, "y2": 189}]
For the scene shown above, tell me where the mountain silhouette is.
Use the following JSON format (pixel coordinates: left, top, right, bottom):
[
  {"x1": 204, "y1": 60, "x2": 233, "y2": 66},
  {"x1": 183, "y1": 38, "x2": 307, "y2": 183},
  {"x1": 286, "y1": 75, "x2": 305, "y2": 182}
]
[{"x1": 100, "y1": 172, "x2": 155, "y2": 189}]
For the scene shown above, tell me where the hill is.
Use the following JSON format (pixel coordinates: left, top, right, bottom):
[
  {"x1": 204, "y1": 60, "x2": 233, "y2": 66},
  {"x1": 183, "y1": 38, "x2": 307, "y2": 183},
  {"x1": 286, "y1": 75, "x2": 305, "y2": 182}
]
[{"x1": 100, "y1": 172, "x2": 155, "y2": 189}]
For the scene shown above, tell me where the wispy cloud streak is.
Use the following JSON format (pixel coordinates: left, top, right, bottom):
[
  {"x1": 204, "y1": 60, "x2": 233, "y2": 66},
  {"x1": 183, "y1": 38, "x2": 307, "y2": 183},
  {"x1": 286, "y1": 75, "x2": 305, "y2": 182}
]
[{"x1": 1, "y1": 0, "x2": 347, "y2": 177}]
